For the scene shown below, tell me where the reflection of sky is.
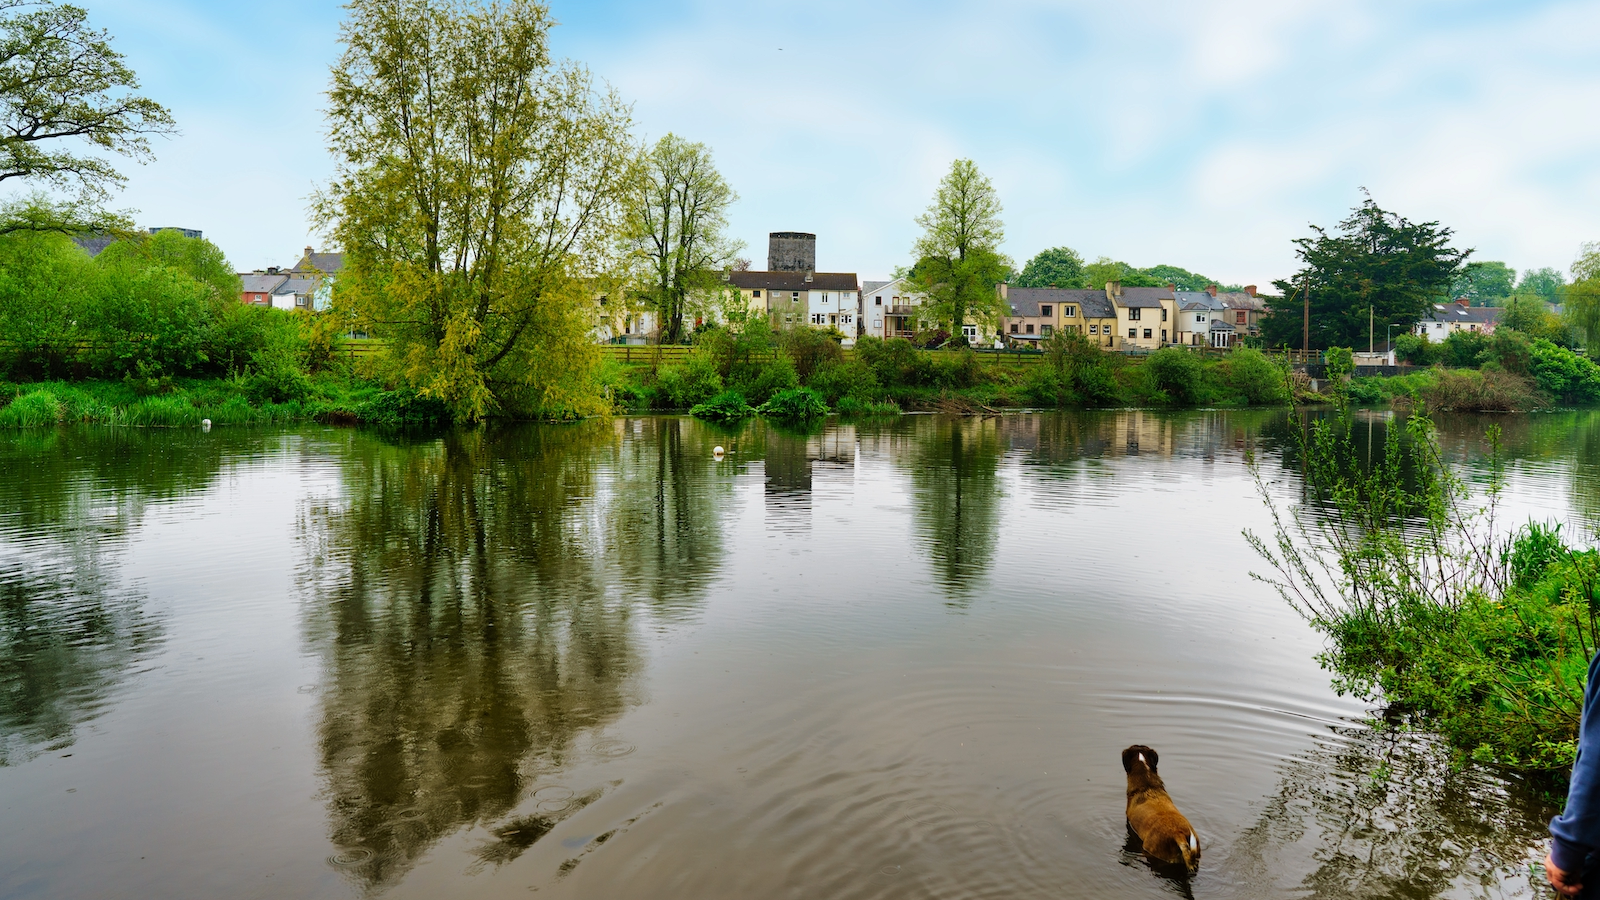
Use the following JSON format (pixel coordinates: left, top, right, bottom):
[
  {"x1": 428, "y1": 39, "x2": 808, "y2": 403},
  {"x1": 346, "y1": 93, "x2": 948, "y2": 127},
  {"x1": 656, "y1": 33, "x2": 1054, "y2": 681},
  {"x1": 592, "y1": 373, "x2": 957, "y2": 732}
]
[{"x1": 0, "y1": 413, "x2": 1591, "y2": 899}]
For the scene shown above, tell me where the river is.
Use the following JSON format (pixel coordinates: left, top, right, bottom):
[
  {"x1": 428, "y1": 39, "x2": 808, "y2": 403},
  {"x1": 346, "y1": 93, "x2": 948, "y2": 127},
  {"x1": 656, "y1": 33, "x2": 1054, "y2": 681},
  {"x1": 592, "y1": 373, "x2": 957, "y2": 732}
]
[{"x1": 3, "y1": 409, "x2": 1597, "y2": 899}]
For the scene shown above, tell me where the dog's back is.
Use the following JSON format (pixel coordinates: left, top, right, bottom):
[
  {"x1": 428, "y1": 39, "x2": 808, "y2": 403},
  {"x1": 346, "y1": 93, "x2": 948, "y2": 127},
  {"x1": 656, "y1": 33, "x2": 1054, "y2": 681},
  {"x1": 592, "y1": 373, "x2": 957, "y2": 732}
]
[{"x1": 1122, "y1": 744, "x2": 1200, "y2": 873}]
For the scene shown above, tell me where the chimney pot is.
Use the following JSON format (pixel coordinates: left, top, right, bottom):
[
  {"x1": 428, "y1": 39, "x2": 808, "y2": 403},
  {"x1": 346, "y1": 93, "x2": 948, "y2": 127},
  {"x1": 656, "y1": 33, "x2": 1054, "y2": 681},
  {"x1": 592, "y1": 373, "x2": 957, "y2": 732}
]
[
  {"x1": 304, "y1": 246, "x2": 314, "y2": 258},
  {"x1": 1244, "y1": 285, "x2": 1257, "y2": 298}
]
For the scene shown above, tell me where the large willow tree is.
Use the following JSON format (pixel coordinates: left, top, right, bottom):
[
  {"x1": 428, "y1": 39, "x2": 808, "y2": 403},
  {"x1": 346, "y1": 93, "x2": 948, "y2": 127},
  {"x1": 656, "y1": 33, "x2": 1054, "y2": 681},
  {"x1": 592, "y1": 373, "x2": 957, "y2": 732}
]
[{"x1": 319, "y1": 0, "x2": 634, "y2": 420}]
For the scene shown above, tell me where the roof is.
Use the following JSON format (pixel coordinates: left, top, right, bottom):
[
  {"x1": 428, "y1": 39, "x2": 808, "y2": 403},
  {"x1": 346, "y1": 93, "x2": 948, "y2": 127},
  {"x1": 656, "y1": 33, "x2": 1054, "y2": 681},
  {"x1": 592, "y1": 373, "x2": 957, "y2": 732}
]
[
  {"x1": 1004, "y1": 287, "x2": 1116, "y2": 319},
  {"x1": 1422, "y1": 304, "x2": 1501, "y2": 324},
  {"x1": 73, "y1": 234, "x2": 115, "y2": 257},
  {"x1": 862, "y1": 280, "x2": 891, "y2": 296},
  {"x1": 295, "y1": 251, "x2": 345, "y2": 275},
  {"x1": 241, "y1": 273, "x2": 287, "y2": 293},
  {"x1": 274, "y1": 276, "x2": 318, "y2": 295},
  {"x1": 1175, "y1": 290, "x2": 1226, "y2": 311},
  {"x1": 1112, "y1": 286, "x2": 1174, "y2": 309},
  {"x1": 728, "y1": 270, "x2": 859, "y2": 292},
  {"x1": 1209, "y1": 318, "x2": 1235, "y2": 332},
  {"x1": 1217, "y1": 292, "x2": 1265, "y2": 311}
]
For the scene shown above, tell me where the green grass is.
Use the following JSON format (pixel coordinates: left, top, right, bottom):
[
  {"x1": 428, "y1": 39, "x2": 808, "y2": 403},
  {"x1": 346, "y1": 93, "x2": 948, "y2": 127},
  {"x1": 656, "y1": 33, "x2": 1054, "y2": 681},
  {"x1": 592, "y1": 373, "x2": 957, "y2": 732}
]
[{"x1": 0, "y1": 374, "x2": 390, "y2": 428}]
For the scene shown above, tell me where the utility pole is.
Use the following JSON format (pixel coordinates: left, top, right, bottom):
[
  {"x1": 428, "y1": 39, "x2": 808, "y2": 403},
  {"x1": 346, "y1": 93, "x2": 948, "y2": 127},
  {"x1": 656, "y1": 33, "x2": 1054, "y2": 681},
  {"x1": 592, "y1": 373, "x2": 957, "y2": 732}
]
[
  {"x1": 1302, "y1": 275, "x2": 1311, "y2": 357},
  {"x1": 1369, "y1": 305, "x2": 1374, "y2": 355}
]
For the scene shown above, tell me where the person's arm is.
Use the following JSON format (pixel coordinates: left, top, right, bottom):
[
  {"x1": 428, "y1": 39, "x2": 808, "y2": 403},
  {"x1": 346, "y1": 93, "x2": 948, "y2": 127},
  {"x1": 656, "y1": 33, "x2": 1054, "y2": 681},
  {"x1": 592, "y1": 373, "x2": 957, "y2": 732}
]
[{"x1": 1550, "y1": 650, "x2": 1600, "y2": 885}]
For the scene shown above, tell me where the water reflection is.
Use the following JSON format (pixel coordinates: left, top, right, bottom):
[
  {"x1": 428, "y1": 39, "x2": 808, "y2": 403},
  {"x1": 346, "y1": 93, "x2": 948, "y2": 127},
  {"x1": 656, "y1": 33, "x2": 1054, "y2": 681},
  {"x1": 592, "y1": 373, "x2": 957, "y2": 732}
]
[
  {"x1": 297, "y1": 421, "x2": 735, "y2": 888},
  {"x1": 906, "y1": 418, "x2": 1004, "y2": 603},
  {"x1": 0, "y1": 429, "x2": 222, "y2": 763},
  {"x1": 1234, "y1": 724, "x2": 1551, "y2": 899}
]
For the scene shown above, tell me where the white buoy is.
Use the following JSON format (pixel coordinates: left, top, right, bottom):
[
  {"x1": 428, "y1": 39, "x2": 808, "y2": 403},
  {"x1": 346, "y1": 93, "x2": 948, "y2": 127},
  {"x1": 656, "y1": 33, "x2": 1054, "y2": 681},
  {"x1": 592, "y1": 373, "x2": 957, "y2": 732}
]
[
  {"x1": 713, "y1": 445, "x2": 725, "y2": 459},
  {"x1": 201, "y1": 418, "x2": 212, "y2": 430}
]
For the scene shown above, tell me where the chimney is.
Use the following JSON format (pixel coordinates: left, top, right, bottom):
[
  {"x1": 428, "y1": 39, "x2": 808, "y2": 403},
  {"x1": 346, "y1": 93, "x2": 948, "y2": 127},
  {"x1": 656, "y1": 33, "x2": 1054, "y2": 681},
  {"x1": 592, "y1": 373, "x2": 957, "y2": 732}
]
[
  {"x1": 1105, "y1": 281, "x2": 1121, "y2": 301},
  {"x1": 267, "y1": 266, "x2": 279, "y2": 274},
  {"x1": 304, "y1": 246, "x2": 314, "y2": 258},
  {"x1": 1456, "y1": 297, "x2": 1470, "y2": 307},
  {"x1": 804, "y1": 271, "x2": 814, "y2": 283},
  {"x1": 1205, "y1": 284, "x2": 1218, "y2": 297},
  {"x1": 1166, "y1": 283, "x2": 1177, "y2": 292},
  {"x1": 1244, "y1": 285, "x2": 1257, "y2": 298}
]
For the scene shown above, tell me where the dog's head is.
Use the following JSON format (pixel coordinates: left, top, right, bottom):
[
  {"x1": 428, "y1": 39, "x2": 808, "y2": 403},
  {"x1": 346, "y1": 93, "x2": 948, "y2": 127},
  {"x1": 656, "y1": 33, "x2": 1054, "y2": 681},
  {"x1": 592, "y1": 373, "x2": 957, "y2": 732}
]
[{"x1": 1121, "y1": 745, "x2": 1159, "y2": 774}]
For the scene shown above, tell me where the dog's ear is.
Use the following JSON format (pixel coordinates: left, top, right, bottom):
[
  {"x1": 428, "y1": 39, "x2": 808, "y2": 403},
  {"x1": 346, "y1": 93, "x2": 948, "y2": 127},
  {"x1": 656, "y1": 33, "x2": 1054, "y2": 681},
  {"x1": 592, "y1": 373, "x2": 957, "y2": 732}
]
[{"x1": 1144, "y1": 746, "x2": 1159, "y2": 771}]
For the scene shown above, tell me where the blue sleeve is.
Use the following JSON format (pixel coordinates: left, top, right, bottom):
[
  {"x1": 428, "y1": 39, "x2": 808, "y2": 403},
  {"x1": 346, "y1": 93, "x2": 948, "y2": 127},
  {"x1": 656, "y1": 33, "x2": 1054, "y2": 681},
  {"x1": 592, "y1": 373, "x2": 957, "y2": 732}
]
[{"x1": 1552, "y1": 650, "x2": 1600, "y2": 873}]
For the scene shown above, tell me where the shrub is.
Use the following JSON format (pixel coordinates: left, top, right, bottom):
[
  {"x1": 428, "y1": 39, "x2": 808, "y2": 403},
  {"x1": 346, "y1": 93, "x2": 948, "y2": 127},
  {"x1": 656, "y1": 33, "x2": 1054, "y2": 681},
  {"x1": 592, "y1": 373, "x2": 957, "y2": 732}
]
[
  {"x1": 355, "y1": 389, "x2": 453, "y2": 428},
  {"x1": 757, "y1": 387, "x2": 828, "y2": 421},
  {"x1": 740, "y1": 355, "x2": 799, "y2": 405},
  {"x1": 835, "y1": 396, "x2": 899, "y2": 417},
  {"x1": 1440, "y1": 330, "x2": 1492, "y2": 368},
  {"x1": 245, "y1": 367, "x2": 313, "y2": 404},
  {"x1": 0, "y1": 389, "x2": 63, "y2": 427},
  {"x1": 1324, "y1": 346, "x2": 1354, "y2": 381},
  {"x1": 808, "y1": 357, "x2": 879, "y2": 405},
  {"x1": 1144, "y1": 347, "x2": 1206, "y2": 405},
  {"x1": 780, "y1": 327, "x2": 844, "y2": 382},
  {"x1": 855, "y1": 336, "x2": 932, "y2": 388},
  {"x1": 1395, "y1": 333, "x2": 1440, "y2": 366},
  {"x1": 1528, "y1": 338, "x2": 1600, "y2": 404},
  {"x1": 930, "y1": 349, "x2": 985, "y2": 389},
  {"x1": 653, "y1": 353, "x2": 723, "y2": 409},
  {"x1": 1223, "y1": 348, "x2": 1288, "y2": 405},
  {"x1": 689, "y1": 389, "x2": 755, "y2": 422},
  {"x1": 1422, "y1": 368, "x2": 1547, "y2": 411}
]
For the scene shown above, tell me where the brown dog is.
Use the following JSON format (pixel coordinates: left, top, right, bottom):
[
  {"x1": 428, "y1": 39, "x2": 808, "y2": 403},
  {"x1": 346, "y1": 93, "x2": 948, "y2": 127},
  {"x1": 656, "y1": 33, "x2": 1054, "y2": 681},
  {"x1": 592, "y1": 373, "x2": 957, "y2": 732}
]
[{"x1": 1122, "y1": 745, "x2": 1200, "y2": 873}]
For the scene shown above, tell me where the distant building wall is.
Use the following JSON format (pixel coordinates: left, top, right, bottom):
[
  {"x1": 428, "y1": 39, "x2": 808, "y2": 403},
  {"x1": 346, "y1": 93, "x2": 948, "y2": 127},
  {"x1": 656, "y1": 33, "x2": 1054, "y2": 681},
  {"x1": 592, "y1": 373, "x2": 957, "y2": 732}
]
[{"x1": 767, "y1": 232, "x2": 816, "y2": 272}]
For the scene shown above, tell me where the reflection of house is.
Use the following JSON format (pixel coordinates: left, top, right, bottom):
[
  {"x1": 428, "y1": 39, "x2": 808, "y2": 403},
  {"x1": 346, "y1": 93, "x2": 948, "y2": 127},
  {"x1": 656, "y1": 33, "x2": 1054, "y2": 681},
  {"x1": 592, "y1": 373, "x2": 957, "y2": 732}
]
[
  {"x1": 1415, "y1": 299, "x2": 1501, "y2": 338},
  {"x1": 762, "y1": 425, "x2": 857, "y2": 533}
]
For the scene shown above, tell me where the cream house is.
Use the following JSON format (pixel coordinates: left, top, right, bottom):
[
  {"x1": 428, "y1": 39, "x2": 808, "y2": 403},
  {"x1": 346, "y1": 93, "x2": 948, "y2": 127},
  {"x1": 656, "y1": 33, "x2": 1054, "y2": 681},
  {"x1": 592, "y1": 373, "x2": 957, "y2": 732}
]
[{"x1": 1109, "y1": 284, "x2": 1178, "y2": 350}]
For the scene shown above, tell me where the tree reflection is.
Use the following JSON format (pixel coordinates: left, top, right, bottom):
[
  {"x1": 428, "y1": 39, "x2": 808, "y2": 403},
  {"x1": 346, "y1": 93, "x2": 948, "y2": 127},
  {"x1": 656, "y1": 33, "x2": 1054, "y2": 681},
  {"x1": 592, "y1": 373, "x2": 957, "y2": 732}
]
[
  {"x1": 907, "y1": 417, "x2": 1004, "y2": 604},
  {"x1": 0, "y1": 428, "x2": 227, "y2": 764},
  {"x1": 298, "y1": 420, "x2": 733, "y2": 888},
  {"x1": 1233, "y1": 724, "x2": 1550, "y2": 899}
]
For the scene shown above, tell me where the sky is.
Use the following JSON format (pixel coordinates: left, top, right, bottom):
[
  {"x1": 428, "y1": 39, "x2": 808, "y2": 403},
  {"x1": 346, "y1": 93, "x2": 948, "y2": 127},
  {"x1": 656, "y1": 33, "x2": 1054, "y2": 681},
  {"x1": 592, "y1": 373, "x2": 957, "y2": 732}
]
[{"x1": 71, "y1": 0, "x2": 1600, "y2": 288}]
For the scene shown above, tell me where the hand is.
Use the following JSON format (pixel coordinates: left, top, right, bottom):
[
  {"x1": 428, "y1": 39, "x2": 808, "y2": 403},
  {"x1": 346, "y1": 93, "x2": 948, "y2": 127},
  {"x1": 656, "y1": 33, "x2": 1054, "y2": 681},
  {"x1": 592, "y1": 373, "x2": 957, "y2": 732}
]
[{"x1": 1547, "y1": 853, "x2": 1584, "y2": 898}]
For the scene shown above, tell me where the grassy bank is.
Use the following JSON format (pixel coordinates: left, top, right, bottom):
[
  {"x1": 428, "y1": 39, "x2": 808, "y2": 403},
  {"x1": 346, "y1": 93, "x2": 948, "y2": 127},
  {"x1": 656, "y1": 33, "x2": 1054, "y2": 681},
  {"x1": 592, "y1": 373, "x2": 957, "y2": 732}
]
[
  {"x1": 0, "y1": 375, "x2": 452, "y2": 428},
  {"x1": 1251, "y1": 406, "x2": 1598, "y2": 785}
]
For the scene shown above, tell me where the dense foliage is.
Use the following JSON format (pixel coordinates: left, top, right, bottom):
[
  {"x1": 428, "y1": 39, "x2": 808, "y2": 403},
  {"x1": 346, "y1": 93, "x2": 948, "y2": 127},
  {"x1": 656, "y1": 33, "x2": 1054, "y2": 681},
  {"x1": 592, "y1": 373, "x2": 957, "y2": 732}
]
[
  {"x1": 1250, "y1": 409, "x2": 1598, "y2": 777},
  {"x1": 906, "y1": 160, "x2": 1011, "y2": 346}
]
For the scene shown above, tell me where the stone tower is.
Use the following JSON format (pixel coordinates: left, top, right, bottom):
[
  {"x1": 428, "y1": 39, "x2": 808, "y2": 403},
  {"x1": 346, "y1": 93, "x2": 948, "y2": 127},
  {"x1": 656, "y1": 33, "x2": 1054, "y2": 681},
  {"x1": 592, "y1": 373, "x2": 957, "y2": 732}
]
[{"x1": 767, "y1": 232, "x2": 816, "y2": 272}]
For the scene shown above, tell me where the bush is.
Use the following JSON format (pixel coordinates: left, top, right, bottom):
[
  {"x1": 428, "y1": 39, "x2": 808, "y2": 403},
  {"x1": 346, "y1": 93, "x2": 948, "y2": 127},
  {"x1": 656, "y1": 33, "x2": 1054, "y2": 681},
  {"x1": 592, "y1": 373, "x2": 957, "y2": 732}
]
[
  {"x1": 757, "y1": 387, "x2": 828, "y2": 421},
  {"x1": 808, "y1": 357, "x2": 879, "y2": 405},
  {"x1": 835, "y1": 396, "x2": 899, "y2": 417},
  {"x1": 1222, "y1": 348, "x2": 1288, "y2": 405},
  {"x1": 245, "y1": 367, "x2": 313, "y2": 404},
  {"x1": 0, "y1": 389, "x2": 63, "y2": 427},
  {"x1": 780, "y1": 327, "x2": 844, "y2": 382},
  {"x1": 689, "y1": 389, "x2": 755, "y2": 422},
  {"x1": 930, "y1": 349, "x2": 985, "y2": 389},
  {"x1": 1440, "y1": 330, "x2": 1491, "y2": 368},
  {"x1": 653, "y1": 353, "x2": 723, "y2": 409},
  {"x1": 855, "y1": 336, "x2": 932, "y2": 388},
  {"x1": 1528, "y1": 338, "x2": 1600, "y2": 404},
  {"x1": 355, "y1": 389, "x2": 453, "y2": 428},
  {"x1": 1144, "y1": 347, "x2": 1206, "y2": 405},
  {"x1": 1421, "y1": 367, "x2": 1547, "y2": 411},
  {"x1": 740, "y1": 354, "x2": 799, "y2": 405},
  {"x1": 1395, "y1": 333, "x2": 1440, "y2": 366}
]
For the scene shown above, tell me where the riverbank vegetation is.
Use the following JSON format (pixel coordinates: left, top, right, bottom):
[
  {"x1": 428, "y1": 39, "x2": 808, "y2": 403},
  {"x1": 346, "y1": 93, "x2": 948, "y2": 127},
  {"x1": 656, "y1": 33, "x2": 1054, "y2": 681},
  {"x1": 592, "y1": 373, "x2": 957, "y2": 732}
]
[{"x1": 1251, "y1": 406, "x2": 1598, "y2": 783}]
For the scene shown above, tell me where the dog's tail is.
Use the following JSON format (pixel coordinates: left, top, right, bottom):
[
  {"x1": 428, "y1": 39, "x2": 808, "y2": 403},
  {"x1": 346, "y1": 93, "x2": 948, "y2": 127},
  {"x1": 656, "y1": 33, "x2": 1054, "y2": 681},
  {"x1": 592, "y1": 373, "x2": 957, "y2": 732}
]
[
  {"x1": 1174, "y1": 830, "x2": 1200, "y2": 873},
  {"x1": 1121, "y1": 745, "x2": 1159, "y2": 773}
]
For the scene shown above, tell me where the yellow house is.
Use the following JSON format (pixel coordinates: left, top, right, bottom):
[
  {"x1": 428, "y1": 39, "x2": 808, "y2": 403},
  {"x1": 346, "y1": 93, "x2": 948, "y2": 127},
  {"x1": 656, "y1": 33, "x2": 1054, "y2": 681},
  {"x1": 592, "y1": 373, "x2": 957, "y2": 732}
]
[
  {"x1": 998, "y1": 286, "x2": 1120, "y2": 348},
  {"x1": 1108, "y1": 283, "x2": 1178, "y2": 350}
]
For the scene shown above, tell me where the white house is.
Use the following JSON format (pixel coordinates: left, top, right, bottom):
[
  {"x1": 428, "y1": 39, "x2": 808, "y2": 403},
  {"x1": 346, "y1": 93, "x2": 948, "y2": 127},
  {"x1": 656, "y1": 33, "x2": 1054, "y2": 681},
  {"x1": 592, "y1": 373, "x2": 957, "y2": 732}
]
[
  {"x1": 860, "y1": 277, "x2": 927, "y2": 340},
  {"x1": 1174, "y1": 290, "x2": 1229, "y2": 348},
  {"x1": 1415, "y1": 300, "x2": 1502, "y2": 339}
]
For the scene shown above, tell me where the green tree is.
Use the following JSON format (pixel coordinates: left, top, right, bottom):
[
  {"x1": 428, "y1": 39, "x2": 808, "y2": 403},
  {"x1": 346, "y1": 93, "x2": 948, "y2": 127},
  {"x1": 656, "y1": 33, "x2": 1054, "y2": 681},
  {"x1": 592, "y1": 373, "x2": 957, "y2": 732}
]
[
  {"x1": 1566, "y1": 242, "x2": 1600, "y2": 347},
  {"x1": 0, "y1": 0, "x2": 175, "y2": 203},
  {"x1": 623, "y1": 134, "x2": 741, "y2": 345},
  {"x1": 1451, "y1": 260, "x2": 1515, "y2": 306},
  {"x1": 907, "y1": 159, "x2": 1012, "y2": 346},
  {"x1": 318, "y1": 0, "x2": 634, "y2": 421},
  {"x1": 1500, "y1": 294, "x2": 1564, "y2": 342},
  {"x1": 1141, "y1": 263, "x2": 1223, "y2": 292},
  {"x1": 1082, "y1": 256, "x2": 1160, "y2": 290},
  {"x1": 1516, "y1": 266, "x2": 1566, "y2": 303},
  {"x1": 1014, "y1": 246, "x2": 1084, "y2": 288},
  {"x1": 1265, "y1": 195, "x2": 1468, "y2": 349}
]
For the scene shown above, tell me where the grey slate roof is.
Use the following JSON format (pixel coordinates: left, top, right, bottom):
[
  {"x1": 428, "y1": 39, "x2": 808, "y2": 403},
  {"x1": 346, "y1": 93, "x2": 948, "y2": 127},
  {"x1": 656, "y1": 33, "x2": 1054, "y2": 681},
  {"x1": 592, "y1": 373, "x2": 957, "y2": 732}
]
[
  {"x1": 1004, "y1": 287, "x2": 1115, "y2": 319},
  {"x1": 1176, "y1": 290, "x2": 1226, "y2": 311},
  {"x1": 1112, "y1": 286, "x2": 1173, "y2": 309},
  {"x1": 862, "y1": 280, "x2": 891, "y2": 296},
  {"x1": 1217, "y1": 292, "x2": 1265, "y2": 311},
  {"x1": 274, "y1": 277, "x2": 318, "y2": 296},
  {"x1": 295, "y1": 251, "x2": 345, "y2": 275},
  {"x1": 1422, "y1": 303, "x2": 1501, "y2": 325},
  {"x1": 241, "y1": 273, "x2": 288, "y2": 294},
  {"x1": 73, "y1": 234, "x2": 115, "y2": 257},
  {"x1": 729, "y1": 271, "x2": 859, "y2": 292}
]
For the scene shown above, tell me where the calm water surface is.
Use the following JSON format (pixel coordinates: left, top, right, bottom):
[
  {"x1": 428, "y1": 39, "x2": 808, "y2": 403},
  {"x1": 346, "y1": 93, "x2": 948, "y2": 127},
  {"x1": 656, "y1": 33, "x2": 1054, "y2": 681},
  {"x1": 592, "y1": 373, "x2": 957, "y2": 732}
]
[{"x1": 3, "y1": 410, "x2": 1598, "y2": 900}]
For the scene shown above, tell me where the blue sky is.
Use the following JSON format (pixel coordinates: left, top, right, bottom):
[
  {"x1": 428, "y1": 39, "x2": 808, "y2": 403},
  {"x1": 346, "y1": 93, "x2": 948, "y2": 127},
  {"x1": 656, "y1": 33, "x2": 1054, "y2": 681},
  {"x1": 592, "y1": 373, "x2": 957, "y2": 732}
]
[{"x1": 77, "y1": 0, "x2": 1600, "y2": 287}]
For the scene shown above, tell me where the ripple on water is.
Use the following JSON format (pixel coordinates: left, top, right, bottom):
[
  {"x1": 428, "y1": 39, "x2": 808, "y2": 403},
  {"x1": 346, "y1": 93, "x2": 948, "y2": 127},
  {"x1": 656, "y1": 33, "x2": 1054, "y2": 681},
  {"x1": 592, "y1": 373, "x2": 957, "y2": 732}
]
[
  {"x1": 591, "y1": 739, "x2": 635, "y2": 759},
  {"x1": 327, "y1": 848, "x2": 373, "y2": 868}
]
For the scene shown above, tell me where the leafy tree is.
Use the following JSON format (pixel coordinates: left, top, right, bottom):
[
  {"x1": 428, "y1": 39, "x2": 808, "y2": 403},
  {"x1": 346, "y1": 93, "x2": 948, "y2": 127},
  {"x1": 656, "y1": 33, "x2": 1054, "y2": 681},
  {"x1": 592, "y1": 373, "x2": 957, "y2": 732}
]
[
  {"x1": 1500, "y1": 294, "x2": 1567, "y2": 344},
  {"x1": 1266, "y1": 195, "x2": 1468, "y2": 349},
  {"x1": 907, "y1": 159, "x2": 1011, "y2": 346},
  {"x1": 623, "y1": 134, "x2": 741, "y2": 345},
  {"x1": 1014, "y1": 246, "x2": 1084, "y2": 288},
  {"x1": 1141, "y1": 264, "x2": 1223, "y2": 292},
  {"x1": 1082, "y1": 256, "x2": 1160, "y2": 290},
  {"x1": 0, "y1": 0, "x2": 175, "y2": 202},
  {"x1": 318, "y1": 0, "x2": 634, "y2": 421},
  {"x1": 1451, "y1": 260, "x2": 1515, "y2": 306},
  {"x1": 1566, "y1": 242, "x2": 1600, "y2": 347},
  {"x1": 1516, "y1": 266, "x2": 1565, "y2": 303}
]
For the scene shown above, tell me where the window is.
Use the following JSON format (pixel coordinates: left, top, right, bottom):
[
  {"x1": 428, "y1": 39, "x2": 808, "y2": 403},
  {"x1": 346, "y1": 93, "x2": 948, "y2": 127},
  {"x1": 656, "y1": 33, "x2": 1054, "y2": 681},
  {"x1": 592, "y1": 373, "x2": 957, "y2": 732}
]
[
  {"x1": 875, "y1": 296, "x2": 883, "y2": 306},
  {"x1": 1010, "y1": 323, "x2": 1019, "y2": 334},
  {"x1": 1196, "y1": 314, "x2": 1206, "y2": 323},
  {"x1": 1236, "y1": 311, "x2": 1246, "y2": 324},
  {"x1": 1128, "y1": 328, "x2": 1137, "y2": 338},
  {"x1": 962, "y1": 325, "x2": 978, "y2": 341},
  {"x1": 1089, "y1": 324, "x2": 1099, "y2": 334},
  {"x1": 1143, "y1": 328, "x2": 1153, "y2": 339},
  {"x1": 1129, "y1": 308, "x2": 1141, "y2": 321},
  {"x1": 821, "y1": 293, "x2": 831, "y2": 305},
  {"x1": 841, "y1": 313, "x2": 852, "y2": 325},
  {"x1": 812, "y1": 313, "x2": 825, "y2": 325},
  {"x1": 1041, "y1": 324, "x2": 1053, "y2": 337},
  {"x1": 1041, "y1": 305, "x2": 1053, "y2": 317},
  {"x1": 792, "y1": 292, "x2": 800, "y2": 301},
  {"x1": 1161, "y1": 329, "x2": 1167, "y2": 342},
  {"x1": 1161, "y1": 308, "x2": 1168, "y2": 322},
  {"x1": 872, "y1": 318, "x2": 882, "y2": 329},
  {"x1": 785, "y1": 313, "x2": 795, "y2": 324},
  {"x1": 1026, "y1": 323, "x2": 1035, "y2": 334},
  {"x1": 753, "y1": 290, "x2": 762, "y2": 298},
  {"x1": 1065, "y1": 306, "x2": 1076, "y2": 317}
]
